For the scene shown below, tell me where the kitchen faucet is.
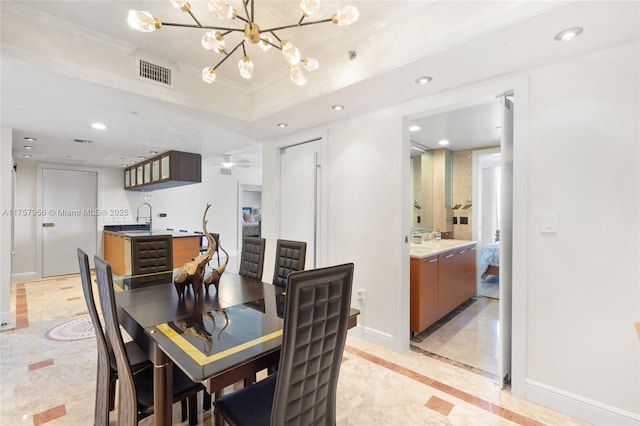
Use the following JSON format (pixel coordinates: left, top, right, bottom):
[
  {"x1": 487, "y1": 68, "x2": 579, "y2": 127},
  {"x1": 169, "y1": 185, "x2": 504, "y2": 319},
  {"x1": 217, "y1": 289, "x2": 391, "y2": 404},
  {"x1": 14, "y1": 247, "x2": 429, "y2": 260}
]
[
  {"x1": 425, "y1": 231, "x2": 438, "y2": 241},
  {"x1": 136, "y1": 202, "x2": 153, "y2": 230}
]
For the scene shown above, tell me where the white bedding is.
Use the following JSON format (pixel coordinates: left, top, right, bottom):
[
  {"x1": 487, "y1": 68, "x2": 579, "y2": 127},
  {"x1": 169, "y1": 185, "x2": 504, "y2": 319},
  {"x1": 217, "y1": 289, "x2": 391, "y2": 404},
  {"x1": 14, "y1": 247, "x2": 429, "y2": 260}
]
[{"x1": 480, "y1": 242, "x2": 500, "y2": 277}]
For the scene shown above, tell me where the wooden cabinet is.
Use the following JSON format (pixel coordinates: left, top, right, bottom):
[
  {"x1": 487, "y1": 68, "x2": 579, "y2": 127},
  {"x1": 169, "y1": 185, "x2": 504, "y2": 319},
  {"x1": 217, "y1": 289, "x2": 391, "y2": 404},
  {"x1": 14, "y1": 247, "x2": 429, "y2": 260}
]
[
  {"x1": 410, "y1": 255, "x2": 439, "y2": 333},
  {"x1": 172, "y1": 236, "x2": 200, "y2": 268},
  {"x1": 125, "y1": 150, "x2": 201, "y2": 191},
  {"x1": 103, "y1": 231, "x2": 131, "y2": 275},
  {"x1": 410, "y1": 244, "x2": 476, "y2": 334},
  {"x1": 438, "y1": 245, "x2": 476, "y2": 318}
]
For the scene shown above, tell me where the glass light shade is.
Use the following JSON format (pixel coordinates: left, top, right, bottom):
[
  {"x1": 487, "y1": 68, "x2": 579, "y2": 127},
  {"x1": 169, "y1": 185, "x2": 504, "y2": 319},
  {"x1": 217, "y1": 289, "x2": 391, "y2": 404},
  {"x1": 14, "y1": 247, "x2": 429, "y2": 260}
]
[
  {"x1": 238, "y1": 56, "x2": 254, "y2": 79},
  {"x1": 208, "y1": 0, "x2": 235, "y2": 19},
  {"x1": 333, "y1": 5, "x2": 359, "y2": 26},
  {"x1": 300, "y1": 0, "x2": 320, "y2": 16},
  {"x1": 127, "y1": 10, "x2": 158, "y2": 32},
  {"x1": 290, "y1": 66, "x2": 306, "y2": 86},
  {"x1": 202, "y1": 31, "x2": 225, "y2": 52},
  {"x1": 281, "y1": 41, "x2": 301, "y2": 66},
  {"x1": 202, "y1": 67, "x2": 217, "y2": 84},
  {"x1": 259, "y1": 36, "x2": 273, "y2": 52},
  {"x1": 303, "y1": 58, "x2": 319, "y2": 71},
  {"x1": 170, "y1": 0, "x2": 189, "y2": 10}
]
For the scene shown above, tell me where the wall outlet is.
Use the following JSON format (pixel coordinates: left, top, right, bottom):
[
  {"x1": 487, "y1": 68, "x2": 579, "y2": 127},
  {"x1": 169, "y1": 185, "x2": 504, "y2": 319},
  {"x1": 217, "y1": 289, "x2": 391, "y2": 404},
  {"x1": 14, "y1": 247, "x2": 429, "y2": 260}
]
[{"x1": 357, "y1": 288, "x2": 366, "y2": 304}]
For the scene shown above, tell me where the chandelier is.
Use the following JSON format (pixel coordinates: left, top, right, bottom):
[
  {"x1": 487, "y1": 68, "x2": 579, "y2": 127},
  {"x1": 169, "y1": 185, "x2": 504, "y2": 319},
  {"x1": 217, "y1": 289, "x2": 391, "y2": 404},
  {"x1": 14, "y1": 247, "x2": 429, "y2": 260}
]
[{"x1": 128, "y1": 0, "x2": 359, "y2": 86}]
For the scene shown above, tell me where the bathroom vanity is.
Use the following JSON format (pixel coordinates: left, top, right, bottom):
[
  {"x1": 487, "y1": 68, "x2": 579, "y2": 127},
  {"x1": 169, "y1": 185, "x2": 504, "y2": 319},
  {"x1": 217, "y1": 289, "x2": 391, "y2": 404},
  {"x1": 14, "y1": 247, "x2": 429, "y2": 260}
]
[{"x1": 410, "y1": 239, "x2": 476, "y2": 335}]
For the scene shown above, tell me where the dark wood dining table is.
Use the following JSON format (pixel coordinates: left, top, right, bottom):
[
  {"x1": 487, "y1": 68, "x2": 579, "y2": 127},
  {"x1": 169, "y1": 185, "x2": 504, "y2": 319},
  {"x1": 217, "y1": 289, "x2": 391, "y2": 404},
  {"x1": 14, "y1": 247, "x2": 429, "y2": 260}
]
[{"x1": 113, "y1": 270, "x2": 359, "y2": 426}]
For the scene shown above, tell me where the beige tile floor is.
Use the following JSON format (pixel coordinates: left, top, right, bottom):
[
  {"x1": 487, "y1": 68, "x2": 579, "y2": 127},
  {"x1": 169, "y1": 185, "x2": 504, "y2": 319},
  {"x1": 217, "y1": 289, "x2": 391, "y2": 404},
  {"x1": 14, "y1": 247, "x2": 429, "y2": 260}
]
[{"x1": 0, "y1": 274, "x2": 589, "y2": 425}]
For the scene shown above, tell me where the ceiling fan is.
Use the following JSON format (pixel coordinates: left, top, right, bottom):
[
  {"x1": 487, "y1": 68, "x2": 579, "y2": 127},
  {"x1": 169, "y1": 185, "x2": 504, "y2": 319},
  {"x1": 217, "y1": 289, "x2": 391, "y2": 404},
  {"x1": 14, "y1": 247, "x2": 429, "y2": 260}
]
[{"x1": 210, "y1": 154, "x2": 251, "y2": 169}]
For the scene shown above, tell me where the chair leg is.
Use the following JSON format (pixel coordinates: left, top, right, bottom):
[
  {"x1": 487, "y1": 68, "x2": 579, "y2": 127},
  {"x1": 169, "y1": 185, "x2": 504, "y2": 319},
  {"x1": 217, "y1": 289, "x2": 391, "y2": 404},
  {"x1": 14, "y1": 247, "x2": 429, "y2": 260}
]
[
  {"x1": 180, "y1": 399, "x2": 187, "y2": 422},
  {"x1": 108, "y1": 374, "x2": 117, "y2": 411},
  {"x1": 214, "y1": 390, "x2": 224, "y2": 426},
  {"x1": 188, "y1": 394, "x2": 198, "y2": 425},
  {"x1": 203, "y1": 391, "x2": 212, "y2": 411}
]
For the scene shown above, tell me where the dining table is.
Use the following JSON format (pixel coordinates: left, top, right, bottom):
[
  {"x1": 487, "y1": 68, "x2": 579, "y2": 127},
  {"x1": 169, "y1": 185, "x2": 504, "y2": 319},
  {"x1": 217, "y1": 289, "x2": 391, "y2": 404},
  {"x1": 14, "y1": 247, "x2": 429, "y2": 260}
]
[{"x1": 113, "y1": 270, "x2": 359, "y2": 426}]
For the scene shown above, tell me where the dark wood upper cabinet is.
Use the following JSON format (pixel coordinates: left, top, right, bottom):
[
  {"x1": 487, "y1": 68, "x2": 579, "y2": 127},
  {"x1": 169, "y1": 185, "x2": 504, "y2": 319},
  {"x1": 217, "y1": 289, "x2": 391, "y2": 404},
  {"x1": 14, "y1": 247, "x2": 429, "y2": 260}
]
[{"x1": 125, "y1": 150, "x2": 201, "y2": 191}]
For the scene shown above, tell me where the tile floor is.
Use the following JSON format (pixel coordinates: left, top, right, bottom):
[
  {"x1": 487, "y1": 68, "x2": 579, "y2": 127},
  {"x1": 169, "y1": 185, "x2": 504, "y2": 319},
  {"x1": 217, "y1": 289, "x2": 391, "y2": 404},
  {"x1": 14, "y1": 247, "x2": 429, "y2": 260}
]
[{"x1": 0, "y1": 274, "x2": 589, "y2": 425}]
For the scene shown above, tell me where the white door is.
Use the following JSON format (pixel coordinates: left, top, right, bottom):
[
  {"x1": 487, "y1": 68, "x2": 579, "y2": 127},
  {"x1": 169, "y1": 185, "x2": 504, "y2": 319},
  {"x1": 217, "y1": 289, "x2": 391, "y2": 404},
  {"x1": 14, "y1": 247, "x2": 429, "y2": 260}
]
[
  {"x1": 498, "y1": 96, "x2": 514, "y2": 388},
  {"x1": 279, "y1": 139, "x2": 321, "y2": 269},
  {"x1": 42, "y1": 168, "x2": 97, "y2": 277}
]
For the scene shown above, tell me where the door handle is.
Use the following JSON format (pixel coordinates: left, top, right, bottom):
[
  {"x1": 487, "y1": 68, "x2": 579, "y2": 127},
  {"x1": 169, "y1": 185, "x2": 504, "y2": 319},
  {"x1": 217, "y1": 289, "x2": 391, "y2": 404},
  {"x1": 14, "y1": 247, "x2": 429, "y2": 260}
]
[{"x1": 42, "y1": 223, "x2": 55, "y2": 228}]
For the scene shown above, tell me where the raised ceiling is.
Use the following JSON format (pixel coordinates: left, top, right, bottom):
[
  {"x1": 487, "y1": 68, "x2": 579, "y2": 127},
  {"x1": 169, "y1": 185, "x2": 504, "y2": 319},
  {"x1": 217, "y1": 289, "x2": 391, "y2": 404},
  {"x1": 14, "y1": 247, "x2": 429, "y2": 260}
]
[{"x1": 1, "y1": 1, "x2": 638, "y2": 168}]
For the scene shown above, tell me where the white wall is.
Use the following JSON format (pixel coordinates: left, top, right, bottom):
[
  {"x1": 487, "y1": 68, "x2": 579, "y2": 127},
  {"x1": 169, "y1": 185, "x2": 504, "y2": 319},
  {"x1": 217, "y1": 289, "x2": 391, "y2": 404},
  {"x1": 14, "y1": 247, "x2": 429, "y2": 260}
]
[
  {"x1": 0, "y1": 129, "x2": 13, "y2": 327},
  {"x1": 261, "y1": 41, "x2": 639, "y2": 424},
  {"x1": 523, "y1": 42, "x2": 639, "y2": 421},
  {"x1": 11, "y1": 159, "x2": 36, "y2": 277}
]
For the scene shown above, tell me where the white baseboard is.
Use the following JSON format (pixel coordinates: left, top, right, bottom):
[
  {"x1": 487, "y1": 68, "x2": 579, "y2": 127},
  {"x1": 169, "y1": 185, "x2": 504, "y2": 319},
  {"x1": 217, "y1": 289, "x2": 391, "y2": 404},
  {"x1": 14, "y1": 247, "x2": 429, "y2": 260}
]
[
  {"x1": 526, "y1": 379, "x2": 640, "y2": 425},
  {"x1": 11, "y1": 271, "x2": 37, "y2": 281},
  {"x1": 348, "y1": 324, "x2": 394, "y2": 347}
]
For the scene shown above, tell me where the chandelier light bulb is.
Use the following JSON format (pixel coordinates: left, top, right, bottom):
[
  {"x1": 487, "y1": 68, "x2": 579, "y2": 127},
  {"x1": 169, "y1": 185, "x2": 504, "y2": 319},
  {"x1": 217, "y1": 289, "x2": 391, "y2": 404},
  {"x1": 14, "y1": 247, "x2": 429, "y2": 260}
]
[
  {"x1": 332, "y1": 5, "x2": 359, "y2": 26},
  {"x1": 303, "y1": 58, "x2": 319, "y2": 71},
  {"x1": 127, "y1": 10, "x2": 160, "y2": 32},
  {"x1": 238, "y1": 56, "x2": 254, "y2": 79},
  {"x1": 290, "y1": 66, "x2": 306, "y2": 86},
  {"x1": 208, "y1": 0, "x2": 236, "y2": 19},
  {"x1": 202, "y1": 67, "x2": 217, "y2": 84},
  {"x1": 259, "y1": 36, "x2": 273, "y2": 52},
  {"x1": 202, "y1": 31, "x2": 226, "y2": 53},
  {"x1": 299, "y1": 0, "x2": 320, "y2": 16},
  {"x1": 281, "y1": 41, "x2": 301, "y2": 66},
  {"x1": 170, "y1": 0, "x2": 190, "y2": 12}
]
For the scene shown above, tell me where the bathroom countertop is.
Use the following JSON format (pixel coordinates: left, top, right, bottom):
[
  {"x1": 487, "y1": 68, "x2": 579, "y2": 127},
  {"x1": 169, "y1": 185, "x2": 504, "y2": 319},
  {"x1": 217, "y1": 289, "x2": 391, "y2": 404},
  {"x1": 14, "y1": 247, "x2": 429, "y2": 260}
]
[{"x1": 409, "y1": 239, "x2": 476, "y2": 258}]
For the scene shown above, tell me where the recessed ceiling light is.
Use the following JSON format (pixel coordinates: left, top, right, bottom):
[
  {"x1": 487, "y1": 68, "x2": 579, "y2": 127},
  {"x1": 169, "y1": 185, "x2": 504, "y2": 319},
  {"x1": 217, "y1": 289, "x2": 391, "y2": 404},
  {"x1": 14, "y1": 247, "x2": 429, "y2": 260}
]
[
  {"x1": 138, "y1": 156, "x2": 147, "y2": 160},
  {"x1": 438, "y1": 139, "x2": 450, "y2": 146},
  {"x1": 277, "y1": 123, "x2": 288, "y2": 128},
  {"x1": 554, "y1": 27, "x2": 583, "y2": 42},
  {"x1": 130, "y1": 160, "x2": 136, "y2": 164},
  {"x1": 23, "y1": 145, "x2": 33, "y2": 150},
  {"x1": 415, "y1": 76, "x2": 433, "y2": 85},
  {"x1": 91, "y1": 122, "x2": 107, "y2": 130},
  {"x1": 24, "y1": 137, "x2": 36, "y2": 142},
  {"x1": 22, "y1": 154, "x2": 32, "y2": 158},
  {"x1": 331, "y1": 105, "x2": 345, "y2": 111},
  {"x1": 149, "y1": 150, "x2": 158, "y2": 155},
  {"x1": 121, "y1": 164, "x2": 128, "y2": 167},
  {"x1": 409, "y1": 125, "x2": 421, "y2": 132}
]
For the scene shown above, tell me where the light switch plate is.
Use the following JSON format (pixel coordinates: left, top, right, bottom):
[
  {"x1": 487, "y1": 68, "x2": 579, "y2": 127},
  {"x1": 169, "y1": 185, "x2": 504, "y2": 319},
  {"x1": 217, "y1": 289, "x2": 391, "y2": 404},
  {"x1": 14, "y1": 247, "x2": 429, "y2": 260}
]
[{"x1": 541, "y1": 211, "x2": 557, "y2": 234}]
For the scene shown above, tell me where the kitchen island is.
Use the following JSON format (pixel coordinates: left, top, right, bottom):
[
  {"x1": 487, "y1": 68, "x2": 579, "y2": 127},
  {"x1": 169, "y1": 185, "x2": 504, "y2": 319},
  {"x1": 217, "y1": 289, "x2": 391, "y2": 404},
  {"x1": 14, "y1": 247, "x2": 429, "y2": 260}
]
[
  {"x1": 103, "y1": 225, "x2": 201, "y2": 276},
  {"x1": 410, "y1": 239, "x2": 476, "y2": 335}
]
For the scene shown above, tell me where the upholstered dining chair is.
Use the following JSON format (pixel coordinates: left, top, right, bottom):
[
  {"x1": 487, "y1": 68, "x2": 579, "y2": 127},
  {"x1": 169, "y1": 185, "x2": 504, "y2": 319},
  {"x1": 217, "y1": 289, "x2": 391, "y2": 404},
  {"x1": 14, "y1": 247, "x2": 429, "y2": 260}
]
[
  {"x1": 77, "y1": 248, "x2": 152, "y2": 425},
  {"x1": 195, "y1": 231, "x2": 221, "y2": 265},
  {"x1": 214, "y1": 263, "x2": 355, "y2": 426},
  {"x1": 272, "y1": 239, "x2": 307, "y2": 288},
  {"x1": 93, "y1": 255, "x2": 205, "y2": 425},
  {"x1": 238, "y1": 237, "x2": 266, "y2": 280}
]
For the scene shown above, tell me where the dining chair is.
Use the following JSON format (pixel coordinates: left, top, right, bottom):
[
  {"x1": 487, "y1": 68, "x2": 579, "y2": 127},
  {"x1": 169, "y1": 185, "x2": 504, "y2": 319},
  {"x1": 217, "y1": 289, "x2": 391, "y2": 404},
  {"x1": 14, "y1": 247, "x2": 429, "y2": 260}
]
[
  {"x1": 214, "y1": 263, "x2": 354, "y2": 426},
  {"x1": 272, "y1": 239, "x2": 307, "y2": 288},
  {"x1": 93, "y1": 255, "x2": 205, "y2": 425},
  {"x1": 77, "y1": 248, "x2": 152, "y2": 425},
  {"x1": 195, "y1": 231, "x2": 221, "y2": 265},
  {"x1": 238, "y1": 237, "x2": 266, "y2": 280}
]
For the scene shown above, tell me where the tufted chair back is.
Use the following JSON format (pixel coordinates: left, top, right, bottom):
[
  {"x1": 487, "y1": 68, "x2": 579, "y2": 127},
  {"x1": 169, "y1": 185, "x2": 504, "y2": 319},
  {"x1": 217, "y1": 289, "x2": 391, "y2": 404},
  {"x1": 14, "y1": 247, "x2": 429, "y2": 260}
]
[
  {"x1": 272, "y1": 239, "x2": 307, "y2": 287},
  {"x1": 238, "y1": 237, "x2": 266, "y2": 280}
]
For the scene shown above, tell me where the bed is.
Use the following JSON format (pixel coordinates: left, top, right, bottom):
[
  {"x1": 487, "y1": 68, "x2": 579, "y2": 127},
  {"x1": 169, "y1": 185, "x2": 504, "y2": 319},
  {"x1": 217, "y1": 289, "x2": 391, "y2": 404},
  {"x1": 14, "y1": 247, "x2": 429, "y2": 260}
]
[
  {"x1": 242, "y1": 211, "x2": 261, "y2": 237},
  {"x1": 479, "y1": 241, "x2": 500, "y2": 279}
]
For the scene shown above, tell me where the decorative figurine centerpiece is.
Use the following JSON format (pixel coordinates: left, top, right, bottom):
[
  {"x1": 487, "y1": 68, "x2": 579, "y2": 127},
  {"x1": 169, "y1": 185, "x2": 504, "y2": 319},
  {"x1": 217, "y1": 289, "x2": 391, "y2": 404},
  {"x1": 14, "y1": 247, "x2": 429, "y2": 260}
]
[{"x1": 174, "y1": 204, "x2": 215, "y2": 297}]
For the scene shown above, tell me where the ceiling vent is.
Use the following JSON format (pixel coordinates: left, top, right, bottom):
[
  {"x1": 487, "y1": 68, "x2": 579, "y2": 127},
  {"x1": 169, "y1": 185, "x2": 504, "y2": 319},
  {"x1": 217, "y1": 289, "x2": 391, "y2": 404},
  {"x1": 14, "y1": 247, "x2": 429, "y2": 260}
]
[
  {"x1": 137, "y1": 58, "x2": 172, "y2": 86},
  {"x1": 220, "y1": 168, "x2": 232, "y2": 176},
  {"x1": 73, "y1": 138, "x2": 93, "y2": 144}
]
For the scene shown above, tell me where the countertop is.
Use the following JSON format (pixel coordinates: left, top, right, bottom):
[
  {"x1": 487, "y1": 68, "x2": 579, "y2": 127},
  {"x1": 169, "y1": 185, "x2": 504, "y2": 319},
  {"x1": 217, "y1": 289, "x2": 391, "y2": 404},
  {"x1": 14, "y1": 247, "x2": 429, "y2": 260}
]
[
  {"x1": 409, "y1": 239, "x2": 476, "y2": 259},
  {"x1": 103, "y1": 226, "x2": 201, "y2": 238}
]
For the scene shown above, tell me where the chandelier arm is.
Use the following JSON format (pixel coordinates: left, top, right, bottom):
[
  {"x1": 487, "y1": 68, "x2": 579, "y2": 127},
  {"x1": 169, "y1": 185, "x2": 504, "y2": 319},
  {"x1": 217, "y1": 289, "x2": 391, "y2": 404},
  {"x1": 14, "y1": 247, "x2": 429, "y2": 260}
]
[
  {"x1": 298, "y1": 15, "x2": 306, "y2": 25},
  {"x1": 262, "y1": 18, "x2": 333, "y2": 33},
  {"x1": 186, "y1": 9, "x2": 202, "y2": 27},
  {"x1": 242, "y1": 0, "x2": 251, "y2": 24},
  {"x1": 235, "y1": 14, "x2": 250, "y2": 24},
  {"x1": 269, "y1": 32, "x2": 282, "y2": 43},
  {"x1": 162, "y1": 22, "x2": 244, "y2": 32},
  {"x1": 262, "y1": 38, "x2": 282, "y2": 50},
  {"x1": 212, "y1": 40, "x2": 245, "y2": 70}
]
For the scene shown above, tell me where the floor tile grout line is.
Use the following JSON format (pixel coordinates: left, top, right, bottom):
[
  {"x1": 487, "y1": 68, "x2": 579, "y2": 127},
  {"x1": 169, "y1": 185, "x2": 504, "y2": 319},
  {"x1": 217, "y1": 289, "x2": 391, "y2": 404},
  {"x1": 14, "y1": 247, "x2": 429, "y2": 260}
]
[{"x1": 344, "y1": 345, "x2": 545, "y2": 426}]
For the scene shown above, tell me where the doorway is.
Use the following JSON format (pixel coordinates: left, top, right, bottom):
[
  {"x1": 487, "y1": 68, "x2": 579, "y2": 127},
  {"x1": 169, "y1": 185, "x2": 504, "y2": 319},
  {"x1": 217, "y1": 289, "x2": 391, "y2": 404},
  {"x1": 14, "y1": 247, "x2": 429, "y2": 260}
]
[
  {"x1": 40, "y1": 167, "x2": 98, "y2": 277},
  {"x1": 407, "y1": 96, "x2": 513, "y2": 386}
]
